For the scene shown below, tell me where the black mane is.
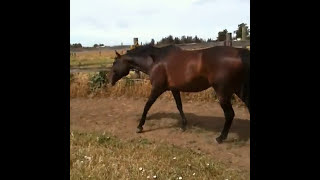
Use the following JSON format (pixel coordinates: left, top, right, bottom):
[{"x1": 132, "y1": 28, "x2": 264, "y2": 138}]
[
  {"x1": 126, "y1": 44, "x2": 154, "y2": 55},
  {"x1": 126, "y1": 44, "x2": 181, "y2": 59}
]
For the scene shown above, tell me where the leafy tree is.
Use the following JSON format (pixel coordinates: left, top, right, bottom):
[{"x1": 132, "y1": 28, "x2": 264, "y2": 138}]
[
  {"x1": 234, "y1": 23, "x2": 250, "y2": 39},
  {"x1": 207, "y1": 38, "x2": 213, "y2": 42},
  {"x1": 181, "y1": 36, "x2": 186, "y2": 43},
  {"x1": 70, "y1": 43, "x2": 82, "y2": 48},
  {"x1": 217, "y1": 29, "x2": 228, "y2": 41},
  {"x1": 174, "y1": 37, "x2": 181, "y2": 44},
  {"x1": 150, "y1": 39, "x2": 155, "y2": 45}
]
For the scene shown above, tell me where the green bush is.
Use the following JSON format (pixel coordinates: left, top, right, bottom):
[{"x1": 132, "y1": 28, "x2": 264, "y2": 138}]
[{"x1": 88, "y1": 71, "x2": 108, "y2": 92}]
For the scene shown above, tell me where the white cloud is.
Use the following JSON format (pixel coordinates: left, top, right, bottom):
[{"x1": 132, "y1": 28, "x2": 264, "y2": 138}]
[{"x1": 70, "y1": 0, "x2": 250, "y2": 46}]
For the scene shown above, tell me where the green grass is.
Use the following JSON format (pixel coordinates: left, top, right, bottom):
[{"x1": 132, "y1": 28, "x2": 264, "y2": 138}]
[{"x1": 70, "y1": 131, "x2": 249, "y2": 180}]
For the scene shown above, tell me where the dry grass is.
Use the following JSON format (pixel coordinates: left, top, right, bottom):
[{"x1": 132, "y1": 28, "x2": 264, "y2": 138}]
[
  {"x1": 70, "y1": 73, "x2": 90, "y2": 97},
  {"x1": 70, "y1": 72, "x2": 244, "y2": 105},
  {"x1": 70, "y1": 50, "x2": 123, "y2": 68},
  {"x1": 70, "y1": 50, "x2": 249, "y2": 180},
  {"x1": 70, "y1": 131, "x2": 249, "y2": 180},
  {"x1": 69, "y1": 49, "x2": 245, "y2": 104}
]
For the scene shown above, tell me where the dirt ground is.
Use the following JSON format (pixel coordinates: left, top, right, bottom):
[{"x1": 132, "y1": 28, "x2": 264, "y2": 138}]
[{"x1": 70, "y1": 97, "x2": 250, "y2": 172}]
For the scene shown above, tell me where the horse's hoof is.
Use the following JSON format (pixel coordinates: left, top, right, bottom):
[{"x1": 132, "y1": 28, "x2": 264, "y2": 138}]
[
  {"x1": 215, "y1": 136, "x2": 224, "y2": 144},
  {"x1": 180, "y1": 126, "x2": 186, "y2": 132},
  {"x1": 136, "y1": 127, "x2": 143, "y2": 133}
]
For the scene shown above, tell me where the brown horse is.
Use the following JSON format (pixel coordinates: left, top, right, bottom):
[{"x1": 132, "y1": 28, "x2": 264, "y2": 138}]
[{"x1": 109, "y1": 44, "x2": 250, "y2": 144}]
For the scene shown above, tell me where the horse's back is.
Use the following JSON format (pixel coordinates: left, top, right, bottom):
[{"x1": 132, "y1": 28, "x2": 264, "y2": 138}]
[{"x1": 150, "y1": 46, "x2": 249, "y2": 92}]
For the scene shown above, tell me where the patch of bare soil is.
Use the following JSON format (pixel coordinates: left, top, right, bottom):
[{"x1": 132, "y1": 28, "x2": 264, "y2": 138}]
[{"x1": 70, "y1": 97, "x2": 250, "y2": 171}]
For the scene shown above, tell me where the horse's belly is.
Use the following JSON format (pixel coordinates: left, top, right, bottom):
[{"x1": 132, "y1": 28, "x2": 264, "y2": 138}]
[{"x1": 169, "y1": 77, "x2": 211, "y2": 92}]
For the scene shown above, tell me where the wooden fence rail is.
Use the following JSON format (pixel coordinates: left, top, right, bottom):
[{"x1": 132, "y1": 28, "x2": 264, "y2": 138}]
[{"x1": 70, "y1": 40, "x2": 250, "y2": 74}]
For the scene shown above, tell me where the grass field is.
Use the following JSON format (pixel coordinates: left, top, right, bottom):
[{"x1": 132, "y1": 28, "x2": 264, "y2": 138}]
[
  {"x1": 70, "y1": 49, "x2": 250, "y2": 180},
  {"x1": 70, "y1": 131, "x2": 249, "y2": 180},
  {"x1": 70, "y1": 50, "x2": 122, "y2": 68}
]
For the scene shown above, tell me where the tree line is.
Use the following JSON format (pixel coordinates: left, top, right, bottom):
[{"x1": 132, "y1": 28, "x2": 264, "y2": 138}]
[
  {"x1": 70, "y1": 23, "x2": 249, "y2": 48},
  {"x1": 70, "y1": 43, "x2": 105, "y2": 48},
  {"x1": 156, "y1": 23, "x2": 250, "y2": 45}
]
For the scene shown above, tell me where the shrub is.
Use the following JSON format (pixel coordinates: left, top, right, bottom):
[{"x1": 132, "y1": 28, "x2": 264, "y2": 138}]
[{"x1": 88, "y1": 71, "x2": 108, "y2": 92}]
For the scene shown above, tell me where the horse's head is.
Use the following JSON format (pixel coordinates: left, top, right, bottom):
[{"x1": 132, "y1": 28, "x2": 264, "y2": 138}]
[
  {"x1": 109, "y1": 45, "x2": 157, "y2": 85},
  {"x1": 109, "y1": 50, "x2": 131, "y2": 86}
]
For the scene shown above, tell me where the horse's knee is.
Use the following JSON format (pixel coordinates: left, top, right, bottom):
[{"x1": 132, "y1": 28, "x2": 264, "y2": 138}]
[
  {"x1": 225, "y1": 109, "x2": 235, "y2": 120},
  {"x1": 220, "y1": 101, "x2": 234, "y2": 120}
]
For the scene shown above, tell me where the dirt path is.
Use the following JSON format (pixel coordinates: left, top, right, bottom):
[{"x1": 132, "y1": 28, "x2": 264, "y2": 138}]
[{"x1": 70, "y1": 97, "x2": 250, "y2": 171}]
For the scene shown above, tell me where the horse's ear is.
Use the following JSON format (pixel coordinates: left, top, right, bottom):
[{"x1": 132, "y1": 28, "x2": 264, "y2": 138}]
[{"x1": 115, "y1": 50, "x2": 121, "y2": 58}]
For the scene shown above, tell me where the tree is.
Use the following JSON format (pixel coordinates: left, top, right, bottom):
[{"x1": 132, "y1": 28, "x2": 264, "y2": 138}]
[
  {"x1": 150, "y1": 39, "x2": 155, "y2": 45},
  {"x1": 174, "y1": 37, "x2": 181, "y2": 44},
  {"x1": 181, "y1": 36, "x2": 186, "y2": 43},
  {"x1": 93, "y1": 44, "x2": 99, "y2": 48},
  {"x1": 207, "y1": 38, "x2": 213, "y2": 42},
  {"x1": 99, "y1": 44, "x2": 104, "y2": 47},
  {"x1": 217, "y1": 29, "x2": 228, "y2": 41},
  {"x1": 157, "y1": 35, "x2": 174, "y2": 45},
  {"x1": 234, "y1": 23, "x2": 250, "y2": 39},
  {"x1": 70, "y1": 43, "x2": 82, "y2": 48},
  {"x1": 186, "y1": 36, "x2": 193, "y2": 43},
  {"x1": 156, "y1": 35, "x2": 207, "y2": 45},
  {"x1": 193, "y1": 35, "x2": 201, "y2": 43},
  {"x1": 167, "y1": 35, "x2": 174, "y2": 44}
]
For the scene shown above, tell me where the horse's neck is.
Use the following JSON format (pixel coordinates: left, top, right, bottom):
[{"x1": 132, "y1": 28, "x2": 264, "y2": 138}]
[
  {"x1": 152, "y1": 46, "x2": 177, "y2": 61},
  {"x1": 130, "y1": 57, "x2": 153, "y2": 75},
  {"x1": 129, "y1": 46, "x2": 177, "y2": 75}
]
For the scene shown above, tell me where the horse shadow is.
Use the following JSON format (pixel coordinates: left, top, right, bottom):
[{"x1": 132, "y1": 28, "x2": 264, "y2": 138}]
[{"x1": 145, "y1": 112, "x2": 250, "y2": 141}]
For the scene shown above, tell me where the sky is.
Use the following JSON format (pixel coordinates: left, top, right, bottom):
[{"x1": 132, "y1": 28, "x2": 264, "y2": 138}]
[{"x1": 70, "y1": 0, "x2": 250, "y2": 47}]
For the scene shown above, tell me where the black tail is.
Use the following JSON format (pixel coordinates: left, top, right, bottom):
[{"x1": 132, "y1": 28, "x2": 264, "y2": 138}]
[{"x1": 237, "y1": 48, "x2": 250, "y2": 113}]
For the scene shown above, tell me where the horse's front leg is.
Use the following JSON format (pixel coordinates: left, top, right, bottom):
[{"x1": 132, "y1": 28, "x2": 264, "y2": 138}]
[
  {"x1": 136, "y1": 87, "x2": 165, "y2": 133},
  {"x1": 171, "y1": 90, "x2": 187, "y2": 131}
]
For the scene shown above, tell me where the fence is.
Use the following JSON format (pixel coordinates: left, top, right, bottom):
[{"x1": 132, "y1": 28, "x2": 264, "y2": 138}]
[
  {"x1": 70, "y1": 40, "x2": 250, "y2": 75},
  {"x1": 176, "y1": 40, "x2": 250, "y2": 50}
]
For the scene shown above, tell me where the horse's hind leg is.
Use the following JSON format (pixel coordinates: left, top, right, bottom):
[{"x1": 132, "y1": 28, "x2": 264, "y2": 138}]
[
  {"x1": 216, "y1": 98, "x2": 234, "y2": 143},
  {"x1": 213, "y1": 86, "x2": 235, "y2": 144},
  {"x1": 171, "y1": 90, "x2": 187, "y2": 131},
  {"x1": 136, "y1": 87, "x2": 165, "y2": 133},
  {"x1": 235, "y1": 83, "x2": 250, "y2": 113}
]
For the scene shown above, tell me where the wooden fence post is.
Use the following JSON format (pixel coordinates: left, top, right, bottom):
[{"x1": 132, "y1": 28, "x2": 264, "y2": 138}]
[
  {"x1": 133, "y1": 38, "x2": 138, "y2": 45},
  {"x1": 242, "y1": 26, "x2": 247, "y2": 41},
  {"x1": 225, "y1": 33, "x2": 232, "y2": 46}
]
